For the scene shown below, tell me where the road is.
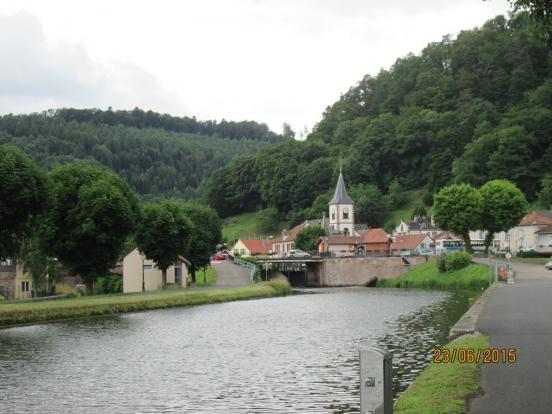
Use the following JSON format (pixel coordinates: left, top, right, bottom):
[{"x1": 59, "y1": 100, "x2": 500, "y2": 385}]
[
  {"x1": 469, "y1": 260, "x2": 552, "y2": 414},
  {"x1": 210, "y1": 259, "x2": 252, "y2": 287}
]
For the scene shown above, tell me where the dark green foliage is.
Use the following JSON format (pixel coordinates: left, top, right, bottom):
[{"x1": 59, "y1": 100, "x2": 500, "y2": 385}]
[
  {"x1": 255, "y1": 208, "x2": 280, "y2": 235},
  {"x1": 444, "y1": 251, "x2": 472, "y2": 272},
  {"x1": 411, "y1": 204, "x2": 428, "y2": 219},
  {"x1": 422, "y1": 192, "x2": 434, "y2": 207},
  {"x1": 437, "y1": 255, "x2": 447, "y2": 273},
  {"x1": 387, "y1": 179, "x2": 408, "y2": 209},
  {"x1": 17, "y1": 234, "x2": 59, "y2": 297},
  {"x1": 44, "y1": 163, "x2": 139, "y2": 294},
  {"x1": 180, "y1": 203, "x2": 221, "y2": 283},
  {"x1": 479, "y1": 180, "x2": 528, "y2": 252},
  {"x1": 294, "y1": 225, "x2": 326, "y2": 252},
  {"x1": 518, "y1": 249, "x2": 538, "y2": 258},
  {"x1": 433, "y1": 183, "x2": 482, "y2": 252},
  {"x1": 538, "y1": 175, "x2": 552, "y2": 208},
  {"x1": 349, "y1": 184, "x2": 389, "y2": 227},
  {"x1": 94, "y1": 275, "x2": 123, "y2": 294},
  {"x1": 0, "y1": 112, "x2": 271, "y2": 201},
  {"x1": 135, "y1": 200, "x2": 192, "y2": 288},
  {"x1": 0, "y1": 145, "x2": 49, "y2": 259}
]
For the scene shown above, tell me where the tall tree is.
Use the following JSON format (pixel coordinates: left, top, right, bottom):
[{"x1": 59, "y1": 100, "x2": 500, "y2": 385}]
[
  {"x1": 0, "y1": 145, "x2": 49, "y2": 259},
  {"x1": 135, "y1": 200, "x2": 192, "y2": 288},
  {"x1": 537, "y1": 175, "x2": 552, "y2": 208},
  {"x1": 479, "y1": 179, "x2": 528, "y2": 253},
  {"x1": 45, "y1": 163, "x2": 139, "y2": 294},
  {"x1": 294, "y1": 226, "x2": 326, "y2": 252},
  {"x1": 181, "y1": 203, "x2": 221, "y2": 284},
  {"x1": 433, "y1": 183, "x2": 482, "y2": 253}
]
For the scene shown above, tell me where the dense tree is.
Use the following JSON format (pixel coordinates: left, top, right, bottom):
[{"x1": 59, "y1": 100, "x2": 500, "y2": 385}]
[
  {"x1": 255, "y1": 208, "x2": 280, "y2": 235},
  {"x1": 181, "y1": 203, "x2": 221, "y2": 284},
  {"x1": 44, "y1": 163, "x2": 139, "y2": 294},
  {"x1": 0, "y1": 145, "x2": 49, "y2": 259},
  {"x1": 18, "y1": 235, "x2": 58, "y2": 297},
  {"x1": 294, "y1": 226, "x2": 326, "y2": 252},
  {"x1": 387, "y1": 179, "x2": 408, "y2": 209},
  {"x1": 135, "y1": 200, "x2": 192, "y2": 288},
  {"x1": 478, "y1": 180, "x2": 528, "y2": 253},
  {"x1": 433, "y1": 183, "x2": 482, "y2": 253},
  {"x1": 411, "y1": 204, "x2": 428, "y2": 219},
  {"x1": 537, "y1": 175, "x2": 552, "y2": 208},
  {"x1": 0, "y1": 113, "x2": 270, "y2": 201},
  {"x1": 349, "y1": 184, "x2": 389, "y2": 228}
]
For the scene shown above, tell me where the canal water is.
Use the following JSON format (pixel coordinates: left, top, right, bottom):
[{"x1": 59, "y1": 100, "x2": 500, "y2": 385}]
[{"x1": 0, "y1": 288, "x2": 476, "y2": 413}]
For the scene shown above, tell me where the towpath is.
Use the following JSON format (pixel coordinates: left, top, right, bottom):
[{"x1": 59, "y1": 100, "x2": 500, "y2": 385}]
[
  {"x1": 209, "y1": 259, "x2": 252, "y2": 287},
  {"x1": 469, "y1": 260, "x2": 552, "y2": 413}
]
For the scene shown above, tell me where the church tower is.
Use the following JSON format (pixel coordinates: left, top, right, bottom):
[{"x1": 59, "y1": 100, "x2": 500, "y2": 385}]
[{"x1": 328, "y1": 167, "x2": 355, "y2": 236}]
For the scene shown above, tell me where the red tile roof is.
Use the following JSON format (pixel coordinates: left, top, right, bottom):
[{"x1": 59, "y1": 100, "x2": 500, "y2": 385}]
[
  {"x1": 519, "y1": 211, "x2": 552, "y2": 226},
  {"x1": 358, "y1": 228, "x2": 391, "y2": 244},
  {"x1": 239, "y1": 239, "x2": 273, "y2": 255},
  {"x1": 433, "y1": 231, "x2": 461, "y2": 241},
  {"x1": 391, "y1": 233, "x2": 433, "y2": 251},
  {"x1": 319, "y1": 235, "x2": 364, "y2": 245},
  {"x1": 536, "y1": 224, "x2": 552, "y2": 234}
]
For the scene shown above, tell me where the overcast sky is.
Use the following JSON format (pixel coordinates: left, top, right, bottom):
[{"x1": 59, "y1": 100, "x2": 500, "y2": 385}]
[{"x1": 0, "y1": 0, "x2": 510, "y2": 134}]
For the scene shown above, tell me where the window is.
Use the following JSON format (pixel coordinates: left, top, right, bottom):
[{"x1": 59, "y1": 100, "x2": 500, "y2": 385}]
[
  {"x1": 343, "y1": 227, "x2": 349, "y2": 236},
  {"x1": 343, "y1": 207, "x2": 349, "y2": 220},
  {"x1": 21, "y1": 281, "x2": 29, "y2": 292},
  {"x1": 505, "y1": 231, "x2": 511, "y2": 241},
  {"x1": 143, "y1": 265, "x2": 153, "y2": 271},
  {"x1": 518, "y1": 230, "x2": 524, "y2": 240},
  {"x1": 331, "y1": 209, "x2": 335, "y2": 220}
]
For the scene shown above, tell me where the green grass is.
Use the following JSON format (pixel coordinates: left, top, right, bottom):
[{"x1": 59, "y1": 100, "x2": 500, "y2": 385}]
[
  {"x1": 394, "y1": 334, "x2": 489, "y2": 414},
  {"x1": 378, "y1": 261, "x2": 490, "y2": 290},
  {"x1": 222, "y1": 212, "x2": 286, "y2": 242},
  {"x1": 385, "y1": 189, "x2": 431, "y2": 229},
  {"x1": 189, "y1": 266, "x2": 218, "y2": 287},
  {"x1": 0, "y1": 280, "x2": 291, "y2": 328},
  {"x1": 510, "y1": 257, "x2": 550, "y2": 265}
]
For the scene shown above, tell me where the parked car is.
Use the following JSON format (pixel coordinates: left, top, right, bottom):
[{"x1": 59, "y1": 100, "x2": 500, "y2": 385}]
[
  {"x1": 212, "y1": 253, "x2": 226, "y2": 261},
  {"x1": 545, "y1": 260, "x2": 552, "y2": 270},
  {"x1": 287, "y1": 249, "x2": 311, "y2": 258},
  {"x1": 415, "y1": 248, "x2": 435, "y2": 256},
  {"x1": 519, "y1": 245, "x2": 537, "y2": 253}
]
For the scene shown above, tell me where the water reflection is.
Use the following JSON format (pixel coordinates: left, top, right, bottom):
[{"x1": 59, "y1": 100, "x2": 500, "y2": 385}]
[{"x1": 0, "y1": 288, "x2": 476, "y2": 413}]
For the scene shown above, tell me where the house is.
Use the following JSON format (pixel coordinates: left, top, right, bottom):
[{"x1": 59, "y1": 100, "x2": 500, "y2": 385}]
[
  {"x1": 232, "y1": 239, "x2": 273, "y2": 257},
  {"x1": 122, "y1": 248, "x2": 190, "y2": 293},
  {"x1": 535, "y1": 224, "x2": 552, "y2": 254},
  {"x1": 469, "y1": 230, "x2": 500, "y2": 253},
  {"x1": 272, "y1": 220, "x2": 321, "y2": 256},
  {"x1": 495, "y1": 210, "x2": 552, "y2": 254},
  {"x1": 318, "y1": 228, "x2": 392, "y2": 257},
  {"x1": 0, "y1": 259, "x2": 33, "y2": 300},
  {"x1": 391, "y1": 233, "x2": 434, "y2": 256},
  {"x1": 394, "y1": 216, "x2": 441, "y2": 238},
  {"x1": 358, "y1": 228, "x2": 392, "y2": 255}
]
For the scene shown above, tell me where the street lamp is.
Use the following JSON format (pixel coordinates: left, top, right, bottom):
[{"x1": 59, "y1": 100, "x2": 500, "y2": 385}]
[{"x1": 140, "y1": 252, "x2": 146, "y2": 292}]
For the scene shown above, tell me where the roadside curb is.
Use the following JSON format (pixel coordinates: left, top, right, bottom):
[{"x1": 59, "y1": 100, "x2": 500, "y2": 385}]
[{"x1": 449, "y1": 283, "x2": 498, "y2": 340}]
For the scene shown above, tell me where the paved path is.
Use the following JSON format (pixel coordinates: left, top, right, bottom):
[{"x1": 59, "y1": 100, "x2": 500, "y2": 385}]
[
  {"x1": 210, "y1": 260, "x2": 252, "y2": 287},
  {"x1": 469, "y1": 260, "x2": 552, "y2": 414}
]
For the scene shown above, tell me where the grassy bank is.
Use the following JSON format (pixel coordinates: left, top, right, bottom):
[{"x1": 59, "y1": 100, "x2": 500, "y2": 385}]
[
  {"x1": 394, "y1": 334, "x2": 489, "y2": 414},
  {"x1": 0, "y1": 279, "x2": 290, "y2": 328},
  {"x1": 378, "y1": 261, "x2": 490, "y2": 291},
  {"x1": 190, "y1": 266, "x2": 218, "y2": 287}
]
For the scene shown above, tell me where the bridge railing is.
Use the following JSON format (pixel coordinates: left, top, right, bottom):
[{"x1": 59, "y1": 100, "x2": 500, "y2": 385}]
[{"x1": 233, "y1": 257, "x2": 258, "y2": 284}]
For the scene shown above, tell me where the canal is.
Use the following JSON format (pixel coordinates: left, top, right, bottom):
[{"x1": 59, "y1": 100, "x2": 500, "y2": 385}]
[{"x1": 0, "y1": 288, "x2": 476, "y2": 413}]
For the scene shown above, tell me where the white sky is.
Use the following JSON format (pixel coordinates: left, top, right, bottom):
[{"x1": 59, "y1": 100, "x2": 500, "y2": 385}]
[{"x1": 0, "y1": 0, "x2": 510, "y2": 134}]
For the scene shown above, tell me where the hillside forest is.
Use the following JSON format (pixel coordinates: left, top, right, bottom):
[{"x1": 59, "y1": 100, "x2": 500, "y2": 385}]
[
  {"x1": 205, "y1": 14, "x2": 552, "y2": 227},
  {"x1": 0, "y1": 108, "x2": 285, "y2": 200}
]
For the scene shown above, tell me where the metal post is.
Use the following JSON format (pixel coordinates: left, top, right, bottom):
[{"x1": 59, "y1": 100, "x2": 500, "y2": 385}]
[{"x1": 360, "y1": 348, "x2": 393, "y2": 414}]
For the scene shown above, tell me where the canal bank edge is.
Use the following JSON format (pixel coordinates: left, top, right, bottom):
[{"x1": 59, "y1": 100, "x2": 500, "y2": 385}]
[
  {"x1": 449, "y1": 282, "x2": 498, "y2": 340},
  {"x1": 0, "y1": 280, "x2": 291, "y2": 329},
  {"x1": 394, "y1": 333, "x2": 489, "y2": 414}
]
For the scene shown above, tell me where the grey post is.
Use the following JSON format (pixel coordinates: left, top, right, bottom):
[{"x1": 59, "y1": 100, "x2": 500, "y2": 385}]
[{"x1": 359, "y1": 347, "x2": 393, "y2": 414}]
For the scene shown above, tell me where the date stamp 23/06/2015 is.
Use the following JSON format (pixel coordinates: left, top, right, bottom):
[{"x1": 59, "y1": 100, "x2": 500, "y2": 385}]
[{"x1": 433, "y1": 348, "x2": 517, "y2": 364}]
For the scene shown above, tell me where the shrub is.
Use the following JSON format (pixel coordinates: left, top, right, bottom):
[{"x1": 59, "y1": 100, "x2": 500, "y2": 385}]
[
  {"x1": 94, "y1": 275, "x2": 123, "y2": 294},
  {"x1": 268, "y1": 278, "x2": 291, "y2": 295},
  {"x1": 422, "y1": 192, "x2": 434, "y2": 207},
  {"x1": 445, "y1": 251, "x2": 472, "y2": 272},
  {"x1": 437, "y1": 255, "x2": 447, "y2": 273},
  {"x1": 518, "y1": 250, "x2": 537, "y2": 258}
]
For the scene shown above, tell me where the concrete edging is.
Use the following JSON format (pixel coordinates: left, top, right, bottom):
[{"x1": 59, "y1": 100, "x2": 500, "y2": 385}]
[{"x1": 449, "y1": 283, "x2": 498, "y2": 340}]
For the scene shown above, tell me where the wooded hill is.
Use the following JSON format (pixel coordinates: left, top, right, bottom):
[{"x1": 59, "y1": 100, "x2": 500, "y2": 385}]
[
  {"x1": 0, "y1": 109, "x2": 283, "y2": 200},
  {"x1": 205, "y1": 14, "x2": 552, "y2": 225}
]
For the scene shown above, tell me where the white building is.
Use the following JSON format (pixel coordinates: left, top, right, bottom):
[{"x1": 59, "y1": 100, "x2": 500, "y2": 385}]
[{"x1": 328, "y1": 169, "x2": 355, "y2": 236}]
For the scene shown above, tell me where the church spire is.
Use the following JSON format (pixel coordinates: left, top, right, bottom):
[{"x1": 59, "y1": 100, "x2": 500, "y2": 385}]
[{"x1": 328, "y1": 166, "x2": 354, "y2": 206}]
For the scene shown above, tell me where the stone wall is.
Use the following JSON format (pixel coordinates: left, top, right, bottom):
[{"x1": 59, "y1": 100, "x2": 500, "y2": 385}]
[{"x1": 312, "y1": 256, "x2": 426, "y2": 287}]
